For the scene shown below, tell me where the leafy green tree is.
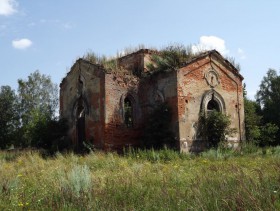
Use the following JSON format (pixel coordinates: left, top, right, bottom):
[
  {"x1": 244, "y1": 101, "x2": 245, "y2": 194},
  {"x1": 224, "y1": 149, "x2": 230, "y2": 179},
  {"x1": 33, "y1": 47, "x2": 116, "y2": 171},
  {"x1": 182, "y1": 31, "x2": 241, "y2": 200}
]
[
  {"x1": 30, "y1": 115, "x2": 69, "y2": 152},
  {"x1": 17, "y1": 70, "x2": 58, "y2": 147},
  {"x1": 256, "y1": 69, "x2": 280, "y2": 144},
  {"x1": 259, "y1": 123, "x2": 279, "y2": 146},
  {"x1": 244, "y1": 98, "x2": 261, "y2": 142},
  {"x1": 0, "y1": 86, "x2": 20, "y2": 149},
  {"x1": 243, "y1": 84, "x2": 262, "y2": 142}
]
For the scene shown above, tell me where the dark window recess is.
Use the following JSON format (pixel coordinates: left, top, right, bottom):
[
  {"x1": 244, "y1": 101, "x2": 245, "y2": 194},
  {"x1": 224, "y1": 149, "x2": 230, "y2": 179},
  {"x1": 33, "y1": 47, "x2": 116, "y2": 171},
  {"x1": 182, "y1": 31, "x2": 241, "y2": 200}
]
[
  {"x1": 76, "y1": 98, "x2": 86, "y2": 149},
  {"x1": 124, "y1": 98, "x2": 133, "y2": 127},
  {"x1": 207, "y1": 99, "x2": 220, "y2": 112}
]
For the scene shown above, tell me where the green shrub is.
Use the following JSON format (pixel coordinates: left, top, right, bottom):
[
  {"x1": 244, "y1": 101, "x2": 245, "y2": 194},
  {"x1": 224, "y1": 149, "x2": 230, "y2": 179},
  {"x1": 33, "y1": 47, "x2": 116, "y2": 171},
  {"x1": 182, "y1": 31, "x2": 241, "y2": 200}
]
[
  {"x1": 198, "y1": 111, "x2": 236, "y2": 148},
  {"x1": 240, "y1": 141, "x2": 260, "y2": 155}
]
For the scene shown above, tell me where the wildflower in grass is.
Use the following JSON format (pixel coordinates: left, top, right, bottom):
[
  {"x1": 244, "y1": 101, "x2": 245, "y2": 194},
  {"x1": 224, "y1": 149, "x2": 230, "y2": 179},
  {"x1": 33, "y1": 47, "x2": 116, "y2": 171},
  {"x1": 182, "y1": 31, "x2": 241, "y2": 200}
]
[
  {"x1": 18, "y1": 202, "x2": 29, "y2": 207},
  {"x1": 173, "y1": 164, "x2": 179, "y2": 168},
  {"x1": 17, "y1": 174, "x2": 23, "y2": 177}
]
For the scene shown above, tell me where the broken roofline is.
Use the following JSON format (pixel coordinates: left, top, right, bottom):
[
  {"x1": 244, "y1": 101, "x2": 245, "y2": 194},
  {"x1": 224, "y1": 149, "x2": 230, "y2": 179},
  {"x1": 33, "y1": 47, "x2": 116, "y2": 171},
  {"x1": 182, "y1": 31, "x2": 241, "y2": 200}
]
[{"x1": 60, "y1": 48, "x2": 243, "y2": 86}]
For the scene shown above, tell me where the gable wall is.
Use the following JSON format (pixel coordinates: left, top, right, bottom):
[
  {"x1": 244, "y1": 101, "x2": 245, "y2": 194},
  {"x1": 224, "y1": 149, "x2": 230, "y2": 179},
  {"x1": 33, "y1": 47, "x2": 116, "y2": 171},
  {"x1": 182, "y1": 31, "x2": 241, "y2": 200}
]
[
  {"x1": 60, "y1": 60, "x2": 105, "y2": 150},
  {"x1": 177, "y1": 56, "x2": 245, "y2": 152}
]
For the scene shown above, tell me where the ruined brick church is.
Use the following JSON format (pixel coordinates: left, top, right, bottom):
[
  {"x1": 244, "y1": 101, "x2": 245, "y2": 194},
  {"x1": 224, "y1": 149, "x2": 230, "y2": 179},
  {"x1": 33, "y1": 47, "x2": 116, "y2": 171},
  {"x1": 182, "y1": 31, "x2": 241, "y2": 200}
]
[{"x1": 60, "y1": 49, "x2": 245, "y2": 152}]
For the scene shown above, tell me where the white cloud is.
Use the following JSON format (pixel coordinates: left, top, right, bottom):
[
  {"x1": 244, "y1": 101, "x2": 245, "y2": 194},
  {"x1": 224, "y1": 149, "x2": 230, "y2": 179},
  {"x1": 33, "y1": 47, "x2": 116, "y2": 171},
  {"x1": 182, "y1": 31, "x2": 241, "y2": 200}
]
[
  {"x1": 192, "y1": 36, "x2": 229, "y2": 55},
  {"x1": 237, "y1": 48, "x2": 246, "y2": 60},
  {"x1": 0, "y1": 0, "x2": 17, "y2": 16},
  {"x1": 12, "y1": 38, "x2": 32, "y2": 49}
]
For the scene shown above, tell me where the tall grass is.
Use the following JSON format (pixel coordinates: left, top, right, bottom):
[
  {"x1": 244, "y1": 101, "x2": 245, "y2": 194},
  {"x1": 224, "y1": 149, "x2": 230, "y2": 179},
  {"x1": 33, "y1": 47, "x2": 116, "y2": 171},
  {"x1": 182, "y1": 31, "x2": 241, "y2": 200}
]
[{"x1": 0, "y1": 148, "x2": 280, "y2": 210}]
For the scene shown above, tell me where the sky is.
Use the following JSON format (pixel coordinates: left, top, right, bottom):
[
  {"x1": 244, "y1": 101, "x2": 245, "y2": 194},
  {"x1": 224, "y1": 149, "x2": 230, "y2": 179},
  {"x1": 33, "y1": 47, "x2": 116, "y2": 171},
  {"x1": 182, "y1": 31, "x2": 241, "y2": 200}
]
[{"x1": 1, "y1": 0, "x2": 280, "y2": 100}]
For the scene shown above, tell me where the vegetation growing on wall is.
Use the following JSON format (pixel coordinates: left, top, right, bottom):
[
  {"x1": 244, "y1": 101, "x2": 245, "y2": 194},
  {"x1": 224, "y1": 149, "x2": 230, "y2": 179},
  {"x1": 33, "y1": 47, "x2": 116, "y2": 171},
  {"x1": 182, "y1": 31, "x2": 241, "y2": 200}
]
[
  {"x1": 225, "y1": 56, "x2": 241, "y2": 72},
  {"x1": 83, "y1": 51, "x2": 119, "y2": 73},
  {"x1": 83, "y1": 44, "x2": 241, "y2": 77},
  {"x1": 83, "y1": 45, "x2": 150, "y2": 75},
  {"x1": 146, "y1": 44, "x2": 195, "y2": 74}
]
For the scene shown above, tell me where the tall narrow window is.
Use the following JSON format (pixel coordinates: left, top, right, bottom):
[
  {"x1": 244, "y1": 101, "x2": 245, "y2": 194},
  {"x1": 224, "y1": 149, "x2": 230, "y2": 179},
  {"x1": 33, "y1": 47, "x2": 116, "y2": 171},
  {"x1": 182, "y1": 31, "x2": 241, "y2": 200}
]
[
  {"x1": 124, "y1": 97, "x2": 133, "y2": 127},
  {"x1": 76, "y1": 97, "x2": 86, "y2": 150}
]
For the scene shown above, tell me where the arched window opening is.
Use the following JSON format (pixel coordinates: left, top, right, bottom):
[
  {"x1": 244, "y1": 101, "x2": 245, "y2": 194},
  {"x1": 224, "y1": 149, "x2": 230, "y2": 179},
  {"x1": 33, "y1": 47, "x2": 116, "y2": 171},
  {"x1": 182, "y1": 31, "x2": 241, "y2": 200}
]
[
  {"x1": 206, "y1": 98, "x2": 221, "y2": 117},
  {"x1": 124, "y1": 97, "x2": 133, "y2": 128},
  {"x1": 207, "y1": 99, "x2": 220, "y2": 112}
]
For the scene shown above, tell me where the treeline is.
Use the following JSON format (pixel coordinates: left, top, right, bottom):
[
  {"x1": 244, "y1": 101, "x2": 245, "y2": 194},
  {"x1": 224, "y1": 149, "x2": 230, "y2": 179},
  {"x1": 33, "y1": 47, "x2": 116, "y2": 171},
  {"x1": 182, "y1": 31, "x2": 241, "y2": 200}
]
[
  {"x1": 0, "y1": 70, "x2": 69, "y2": 152},
  {"x1": 244, "y1": 69, "x2": 280, "y2": 146}
]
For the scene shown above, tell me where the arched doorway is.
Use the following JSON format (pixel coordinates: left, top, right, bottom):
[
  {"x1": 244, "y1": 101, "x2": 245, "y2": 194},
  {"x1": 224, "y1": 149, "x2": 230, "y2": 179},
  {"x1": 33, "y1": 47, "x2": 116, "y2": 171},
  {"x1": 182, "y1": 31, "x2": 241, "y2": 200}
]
[{"x1": 75, "y1": 96, "x2": 86, "y2": 151}]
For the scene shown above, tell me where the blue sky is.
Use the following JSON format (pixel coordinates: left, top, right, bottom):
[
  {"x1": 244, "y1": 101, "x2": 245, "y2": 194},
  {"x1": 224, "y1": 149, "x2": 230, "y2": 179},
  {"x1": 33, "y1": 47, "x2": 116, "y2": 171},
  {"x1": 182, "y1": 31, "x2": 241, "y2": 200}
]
[{"x1": 1, "y1": 0, "x2": 280, "y2": 99}]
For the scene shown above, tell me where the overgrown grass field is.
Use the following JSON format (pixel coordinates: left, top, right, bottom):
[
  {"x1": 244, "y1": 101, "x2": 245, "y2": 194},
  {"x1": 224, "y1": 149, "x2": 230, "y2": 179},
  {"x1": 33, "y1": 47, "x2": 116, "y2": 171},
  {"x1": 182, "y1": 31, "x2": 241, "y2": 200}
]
[{"x1": 1, "y1": 147, "x2": 280, "y2": 210}]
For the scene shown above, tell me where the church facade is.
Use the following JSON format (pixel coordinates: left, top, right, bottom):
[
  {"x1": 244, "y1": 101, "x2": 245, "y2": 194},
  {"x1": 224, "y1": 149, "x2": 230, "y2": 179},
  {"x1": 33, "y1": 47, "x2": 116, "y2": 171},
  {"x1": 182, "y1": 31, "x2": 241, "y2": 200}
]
[{"x1": 60, "y1": 49, "x2": 245, "y2": 152}]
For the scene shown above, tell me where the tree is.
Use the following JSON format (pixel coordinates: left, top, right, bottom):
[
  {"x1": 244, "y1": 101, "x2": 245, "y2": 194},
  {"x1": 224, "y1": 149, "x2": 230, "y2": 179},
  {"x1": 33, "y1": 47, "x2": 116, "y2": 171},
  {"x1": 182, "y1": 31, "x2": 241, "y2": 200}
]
[
  {"x1": 17, "y1": 70, "x2": 58, "y2": 147},
  {"x1": 0, "y1": 86, "x2": 19, "y2": 149},
  {"x1": 256, "y1": 69, "x2": 280, "y2": 145},
  {"x1": 259, "y1": 123, "x2": 279, "y2": 146},
  {"x1": 243, "y1": 84, "x2": 262, "y2": 142},
  {"x1": 244, "y1": 98, "x2": 261, "y2": 142}
]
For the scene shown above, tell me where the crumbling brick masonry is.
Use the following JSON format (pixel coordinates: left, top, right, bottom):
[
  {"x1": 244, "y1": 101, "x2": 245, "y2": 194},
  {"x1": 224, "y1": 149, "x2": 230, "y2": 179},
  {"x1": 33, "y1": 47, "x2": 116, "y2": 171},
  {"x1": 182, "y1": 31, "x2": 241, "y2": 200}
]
[{"x1": 60, "y1": 49, "x2": 245, "y2": 152}]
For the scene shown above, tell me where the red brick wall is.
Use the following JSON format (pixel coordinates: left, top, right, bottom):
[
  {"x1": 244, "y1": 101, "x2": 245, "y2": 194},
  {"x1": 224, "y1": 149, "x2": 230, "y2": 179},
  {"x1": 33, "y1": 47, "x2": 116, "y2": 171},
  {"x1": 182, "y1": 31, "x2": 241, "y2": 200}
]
[
  {"x1": 60, "y1": 51, "x2": 245, "y2": 153},
  {"x1": 177, "y1": 55, "x2": 244, "y2": 152}
]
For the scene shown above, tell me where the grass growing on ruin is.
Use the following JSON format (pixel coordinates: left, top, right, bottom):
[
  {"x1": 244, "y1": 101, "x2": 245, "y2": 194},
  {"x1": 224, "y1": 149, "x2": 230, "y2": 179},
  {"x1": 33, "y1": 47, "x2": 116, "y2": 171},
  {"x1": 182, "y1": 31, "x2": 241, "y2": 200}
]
[{"x1": 0, "y1": 148, "x2": 280, "y2": 210}]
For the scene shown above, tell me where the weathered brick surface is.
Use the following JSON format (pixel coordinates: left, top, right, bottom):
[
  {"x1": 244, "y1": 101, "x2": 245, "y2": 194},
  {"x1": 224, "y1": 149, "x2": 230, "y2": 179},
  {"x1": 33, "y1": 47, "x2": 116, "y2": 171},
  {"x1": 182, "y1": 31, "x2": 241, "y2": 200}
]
[
  {"x1": 60, "y1": 50, "x2": 245, "y2": 152},
  {"x1": 60, "y1": 59, "x2": 105, "y2": 149},
  {"x1": 177, "y1": 53, "x2": 244, "y2": 152}
]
